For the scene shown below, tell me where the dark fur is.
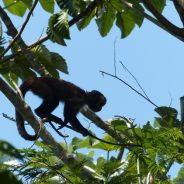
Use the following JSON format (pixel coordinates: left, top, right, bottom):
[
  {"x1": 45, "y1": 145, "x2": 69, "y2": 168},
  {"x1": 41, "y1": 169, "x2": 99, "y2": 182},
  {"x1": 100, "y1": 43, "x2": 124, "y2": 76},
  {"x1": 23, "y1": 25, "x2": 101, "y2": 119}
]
[{"x1": 15, "y1": 77, "x2": 106, "y2": 141}]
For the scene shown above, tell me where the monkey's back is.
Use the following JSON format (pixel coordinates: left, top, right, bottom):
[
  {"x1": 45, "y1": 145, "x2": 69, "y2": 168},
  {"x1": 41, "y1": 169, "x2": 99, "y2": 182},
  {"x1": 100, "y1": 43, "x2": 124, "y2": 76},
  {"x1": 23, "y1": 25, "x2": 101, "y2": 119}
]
[{"x1": 36, "y1": 77, "x2": 86, "y2": 101}]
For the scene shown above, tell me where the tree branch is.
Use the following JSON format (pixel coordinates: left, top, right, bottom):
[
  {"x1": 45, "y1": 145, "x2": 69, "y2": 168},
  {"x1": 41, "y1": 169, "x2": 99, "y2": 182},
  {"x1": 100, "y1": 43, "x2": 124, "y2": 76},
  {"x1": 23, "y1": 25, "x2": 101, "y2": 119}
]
[
  {"x1": 81, "y1": 107, "x2": 135, "y2": 143},
  {"x1": 143, "y1": 0, "x2": 184, "y2": 38},
  {"x1": 100, "y1": 71, "x2": 158, "y2": 108}
]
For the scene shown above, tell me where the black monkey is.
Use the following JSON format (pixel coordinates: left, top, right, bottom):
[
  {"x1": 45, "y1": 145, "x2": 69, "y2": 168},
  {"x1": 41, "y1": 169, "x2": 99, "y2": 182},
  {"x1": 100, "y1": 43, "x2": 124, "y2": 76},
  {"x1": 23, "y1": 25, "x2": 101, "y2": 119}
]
[
  {"x1": 15, "y1": 77, "x2": 140, "y2": 147},
  {"x1": 16, "y1": 76, "x2": 106, "y2": 139}
]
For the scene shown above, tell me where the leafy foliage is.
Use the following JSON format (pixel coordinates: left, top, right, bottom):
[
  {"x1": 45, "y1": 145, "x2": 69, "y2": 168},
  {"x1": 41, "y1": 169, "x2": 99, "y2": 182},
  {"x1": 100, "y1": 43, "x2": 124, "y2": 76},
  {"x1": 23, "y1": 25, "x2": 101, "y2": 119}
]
[
  {"x1": 0, "y1": 140, "x2": 22, "y2": 160},
  {"x1": 1, "y1": 107, "x2": 183, "y2": 183},
  {"x1": 47, "y1": 11, "x2": 70, "y2": 46},
  {"x1": 0, "y1": 141, "x2": 23, "y2": 184},
  {"x1": 0, "y1": 43, "x2": 68, "y2": 87}
]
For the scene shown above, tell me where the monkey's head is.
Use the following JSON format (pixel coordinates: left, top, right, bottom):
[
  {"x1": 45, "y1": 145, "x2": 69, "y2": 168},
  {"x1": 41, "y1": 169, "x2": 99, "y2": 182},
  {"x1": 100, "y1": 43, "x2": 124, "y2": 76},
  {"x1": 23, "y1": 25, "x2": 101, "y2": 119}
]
[{"x1": 87, "y1": 90, "x2": 106, "y2": 112}]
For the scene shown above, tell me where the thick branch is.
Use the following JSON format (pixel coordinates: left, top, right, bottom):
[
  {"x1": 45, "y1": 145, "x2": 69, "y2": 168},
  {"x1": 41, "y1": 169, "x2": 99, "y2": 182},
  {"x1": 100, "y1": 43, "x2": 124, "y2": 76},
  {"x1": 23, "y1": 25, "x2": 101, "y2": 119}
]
[
  {"x1": 81, "y1": 108, "x2": 133, "y2": 143},
  {"x1": 143, "y1": 0, "x2": 184, "y2": 38},
  {"x1": 0, "y1": 77, "x2": 96, "y2": 180}
]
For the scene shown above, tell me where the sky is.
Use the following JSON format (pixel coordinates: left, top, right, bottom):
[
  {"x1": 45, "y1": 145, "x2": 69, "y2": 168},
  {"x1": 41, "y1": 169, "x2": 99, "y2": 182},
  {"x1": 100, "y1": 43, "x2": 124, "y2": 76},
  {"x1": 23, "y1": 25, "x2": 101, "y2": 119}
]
[{"x1": 0, "y1": 1, "x2": 183, "y2": 179}]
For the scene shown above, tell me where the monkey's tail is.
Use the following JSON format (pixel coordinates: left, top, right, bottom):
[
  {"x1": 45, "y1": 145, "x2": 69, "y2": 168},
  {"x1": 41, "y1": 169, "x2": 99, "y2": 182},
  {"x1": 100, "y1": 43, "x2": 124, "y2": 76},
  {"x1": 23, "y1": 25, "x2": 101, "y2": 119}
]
[{"x1": 15, "y1": 79, "x2": 37, "y2": 141}]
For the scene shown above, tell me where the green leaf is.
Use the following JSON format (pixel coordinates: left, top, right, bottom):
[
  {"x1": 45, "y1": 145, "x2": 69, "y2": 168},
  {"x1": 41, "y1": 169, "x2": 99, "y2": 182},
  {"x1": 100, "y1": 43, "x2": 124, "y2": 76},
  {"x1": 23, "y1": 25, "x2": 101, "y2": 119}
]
[
  {"x1": 110, "y1": 0, "x2": 125, "y2": 12},
  {"x1": 96, "y1": 6, "x2": 116, "y2": 37},
  {"x1": 96, "y1": 157, "x2": 106, "y2": 169},
  {"x1": 155, "y1": 106, "x2": 180, "y2": 128},
  {"x1": 47, "y1": 11, "x2": 70, "y2": 46},
  {"x1": 55, "y1": 0, "x2": 86, "y2": 17},
  {"x1": 127, "y1": 6, "x2": 144, "y2": 27},
  {"x1": 0, "y1": 54, "x2": 37, "y2": 83},
  {"x1": 77, "y1": 12, "x2": 94, "y2": 30},
  {"x1": 155, "y1": 106, "x2": 178, "y2": 120},
  {"x1": 32, "y1": 45, "x2": 59, "y2": 78},
  {"x1": 151, "y1": 0, "x2": 166, "y2": 13},
  {"x1": 103, "y1": 157, "x2": 122, "y2": 176},
  {"x1": 39, "y1": 0, "x2": 54, "y2": 13},
  {"x1": 0, "y1": 140, "x2": 22, "y2": 159},
  {"x1": 32, "y1": 45, "x2": 68, "y2": 77},
  {"x1": 50, "y1": 52, "x2": 68, "y2": 74},
  {"x1": 72, "y1": 137, "x2": 95, "y2": 150},
  {"x1": 21, "y1": 0, "x2": 33, "y2": 9},
  {"x1": 116, "y1": 12, "x2": 135, "y2": 38},
  {"x1": 0, "y1": 170, "x2": 22, "y2": 184},
  {"x1": 92, "y1": 135, "x2": 119, "y2": 151},
  {"x1": 3, "y1": 0, "x2": 27, "y2": 17}
]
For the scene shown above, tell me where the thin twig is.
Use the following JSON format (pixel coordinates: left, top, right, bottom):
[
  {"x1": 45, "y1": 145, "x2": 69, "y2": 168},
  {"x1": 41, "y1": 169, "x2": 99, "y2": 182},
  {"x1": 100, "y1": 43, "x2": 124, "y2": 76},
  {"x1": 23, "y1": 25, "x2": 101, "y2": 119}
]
[
  {"x1": 119, "y1": 61, "x2": 150, "y2": 100},
  {"x1": 100, "y1": 71, "x2": 158, "y2": 108},
  {"x1": 0, "y1": 0, "x2": 39, "y2": 59},
  {"x1": 2, "y1": 113, "x2": 15, "y2": 122},
  {"x1": 114, "y1": 38, "x2": 117, "y2": 76}
]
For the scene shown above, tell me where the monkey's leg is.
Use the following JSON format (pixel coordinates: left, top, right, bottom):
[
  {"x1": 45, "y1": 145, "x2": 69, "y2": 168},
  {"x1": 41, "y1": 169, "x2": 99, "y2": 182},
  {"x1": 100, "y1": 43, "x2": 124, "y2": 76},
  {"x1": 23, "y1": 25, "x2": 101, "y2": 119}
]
[
  {"x1": 35, "y1": 95, "x2": 59, "y2": 118},
  {"x1": 35, "y1": 99, "x2": 68, "y2": 137},
  {"x1": 69, "y1": 116, "x2": 89, "y2": 136}
]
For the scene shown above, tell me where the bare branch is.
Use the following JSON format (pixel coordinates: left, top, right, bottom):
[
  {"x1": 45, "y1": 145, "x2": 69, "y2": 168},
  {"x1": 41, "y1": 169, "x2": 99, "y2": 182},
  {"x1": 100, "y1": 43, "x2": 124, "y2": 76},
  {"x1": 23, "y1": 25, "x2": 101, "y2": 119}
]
[
  {"x1": 100, "y1": 71, "x2": 158, "y2": 108},
  {"x1": 113, "y1": 38, "x2": 117, "y2": 76},
  {"x1": 119, "y1": 61, "x2": 150, "y2": 100}
]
